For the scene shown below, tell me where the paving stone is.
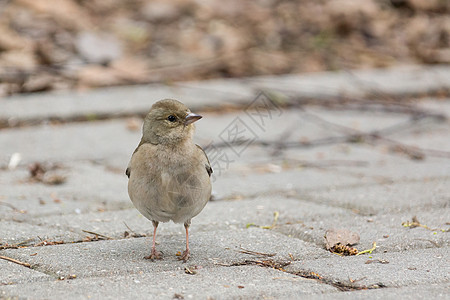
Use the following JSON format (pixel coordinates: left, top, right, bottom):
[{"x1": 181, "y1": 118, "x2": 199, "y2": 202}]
[
  {"x1": 1, "y1": 69, "x2": 449, "y2": 299},
  {"x1": 0, "y1": 194, "x2": 96, "y2": 223},
  {"x1": 213, "y1": 167, "x2": 372, "y2": 199},
  {"x1": 275, "y1": 209, "x2": 450, "y2": 252},
  {"x1": 301, "y1": 179, "x2": 449, "y2": 215},
  {"x1": 310, "y1": 283, "x2": 450, "y2": 300},
  {"x1": 0, "y1": 220, "x2": 83, "y2": 245},
  {"x1": 389, "y1": 122, "x2": 450, "y2": 152},
  {"x1": 1, "y1": 228, "x2": 329, "y2": 279},
  {"x1": 1, "y1": 109, "x2": 343, "y2": 168},
  {"x1": 198, "y1": 108, "x2": 342, "y2": 145},
  {"x1": 0, "y1": 265, "x2": 337, "y2": 299},
  {"x1": 301, "y1": 107, "x2": 411, "y2": 133},
  {"x1": 0, "y1": 163, "x2": 131, "y2": 221},
  {"x1": 247, "y1": 65, "x2": 450, "y2": 99},
  {"x1": 0, "y1": 120, "x2": 138, "y2": 168},
  {"x1": 285, "y1": 248, "x2": 450, "y2": 288},
  {"x1": 327, "y1": 155, "x2": 450, "y2": 183},
  {"x1": 282, "y1": 143, "x2": 450, "y2": 182},
  {"x1": 0, "y1": 260, "x2": 50, "y2": 285},
  {"x1": 4, "y1": 66, "x2": 449, "y2": 126},
  {"x1": 1, "y1": 82, "x2": 253, "y2": 124},
  {"x1": 28, "y1": 197, "x2": 350, "y2": 240}
]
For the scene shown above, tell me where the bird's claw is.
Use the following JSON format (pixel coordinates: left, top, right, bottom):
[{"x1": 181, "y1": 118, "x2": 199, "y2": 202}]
[
  {"x1": 179, "y1": 249, "x2": 190, "y2": 262},
  {"x1": 144, "y1": 249, "x2": 162, "y2": 260}
]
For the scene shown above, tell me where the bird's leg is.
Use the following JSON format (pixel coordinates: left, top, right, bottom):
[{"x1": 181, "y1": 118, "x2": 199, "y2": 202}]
[
  {"x1": 145, "y1": 220, "x2": 162, "y2": 260},
  {"x1": 179, "y1": 222, "x2": 190, "y2": 262}
]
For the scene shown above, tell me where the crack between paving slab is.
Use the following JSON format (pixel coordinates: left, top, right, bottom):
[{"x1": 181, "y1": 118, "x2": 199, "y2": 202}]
[
  {"x1": 217, "y1": 258, "x2": 387, "y2": 292},
  {"x1": 2, "y1": 225, "x2": 256, "y2": 251},
  {"x1": 288, "y1": 269, "x2": 387, "y2": 291},
  {"x1": 3, "y1": 220, "x2": 273, "y2": 252}
]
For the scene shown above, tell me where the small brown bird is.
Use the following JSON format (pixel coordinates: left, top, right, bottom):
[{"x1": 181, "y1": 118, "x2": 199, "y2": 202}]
[{"x1": 126, "y1": 99, "x2": 212, "y2": 261}]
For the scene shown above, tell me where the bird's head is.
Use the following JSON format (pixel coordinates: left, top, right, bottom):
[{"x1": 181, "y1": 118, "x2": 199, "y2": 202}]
[{"x1": 142, "y1": 99, "x2": 202, "y2": 145}]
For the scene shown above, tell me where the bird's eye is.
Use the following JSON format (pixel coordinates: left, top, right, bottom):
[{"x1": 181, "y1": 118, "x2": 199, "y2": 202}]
[{"x1": 167, "y1": 115, "x2": 176, "y2": 122}]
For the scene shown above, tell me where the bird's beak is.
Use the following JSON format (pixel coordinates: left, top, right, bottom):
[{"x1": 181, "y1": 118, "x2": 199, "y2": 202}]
[{"x1": 184, "y1": 113, "x2": 202, "y2": 125}]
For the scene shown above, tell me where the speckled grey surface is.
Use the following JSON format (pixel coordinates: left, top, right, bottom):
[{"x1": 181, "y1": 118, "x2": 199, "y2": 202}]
[{"x1": 1, "y1": 66, "x2": 449, "y2": 299}]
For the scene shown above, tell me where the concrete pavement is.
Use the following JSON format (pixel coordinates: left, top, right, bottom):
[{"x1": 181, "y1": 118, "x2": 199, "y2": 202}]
[{"x1": 1, "y1": 65, "x2": 449, "y2": 299}]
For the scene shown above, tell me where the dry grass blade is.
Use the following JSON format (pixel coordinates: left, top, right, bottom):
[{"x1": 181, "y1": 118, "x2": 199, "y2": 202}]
[
  {"x1": 402, "y1": 216, "x2": 448, "y2": 232},
  {"x1": 356, "y1": 242, "x2": 377, "y2": 256},
  {"x1": 261, "y1": 211, "x2": 279, "y2": 229},
  {"x1": 246, "y1": 211, "x2": 280, "y2": 230}
]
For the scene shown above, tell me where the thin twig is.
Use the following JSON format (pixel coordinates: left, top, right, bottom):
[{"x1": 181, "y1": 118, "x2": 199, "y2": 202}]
[
  {"x1": 123, "y1": 221, "x2": 136, "y2": 234},
  {"x1": 0, "y1": 244, "x2": 18, "y2": 250},
  {"x1": 123, "y1": 221, "x2": 146, "y2": 238},
  {"x1": 0, "y1": 255, "x2": 31, "y2": 268},
  {"x1": 238, "y1": 247, "x2": 276, "y2": 257},
  {"x1": 16, "y1": 238, "x2": 35, "y2": 246},
  {"x1": 82, "y1": 230, "x2": 113, "y2": 240}
]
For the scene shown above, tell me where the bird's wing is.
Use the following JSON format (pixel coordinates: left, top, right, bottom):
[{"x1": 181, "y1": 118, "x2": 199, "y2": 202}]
[
  {"x1": 125, "y1": 139, "x2": 146, "y2": 178},
  {"x1": 126, "y1": 135, "x2": 158, "y2": 178},
  {"x1": 196, "y1": 144, "x2": 213, "y2": 177}
]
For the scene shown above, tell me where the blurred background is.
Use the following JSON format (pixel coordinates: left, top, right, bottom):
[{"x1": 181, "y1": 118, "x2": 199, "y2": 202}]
[{"x1": 0, "y1": 0, "x2": 448, "y2": 98}]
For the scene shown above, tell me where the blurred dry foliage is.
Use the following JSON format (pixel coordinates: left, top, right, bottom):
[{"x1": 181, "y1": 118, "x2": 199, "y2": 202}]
[{"x1": 0, "y1": 0, "x2": 448, "y2": 96}]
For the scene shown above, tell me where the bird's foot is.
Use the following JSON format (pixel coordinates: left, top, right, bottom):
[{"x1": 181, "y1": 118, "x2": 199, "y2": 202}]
[
  {"x1": 179, "y1": 249, "x2": 190, "y2": 262},
  {"x1": 144, "y1": 248, "x2": 162, "y2": 260}
]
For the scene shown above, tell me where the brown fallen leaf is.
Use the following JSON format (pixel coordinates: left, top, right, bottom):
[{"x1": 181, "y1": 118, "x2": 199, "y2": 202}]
[
  {"x1": 43, "y1": 174, "x2": 66, "y2": 185},
  {"x1": 330, "y1": 244, "x2": 358, "y2": 256},
  {"x1": 324, "y1": 228, "x2": 360, "y2": 250},
  {"x1": 29, "y1": 162, "x2": 46, "y2": 181},
  {"x1": 28, "y1": 162, "x2": 67, "y2": 185}
]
